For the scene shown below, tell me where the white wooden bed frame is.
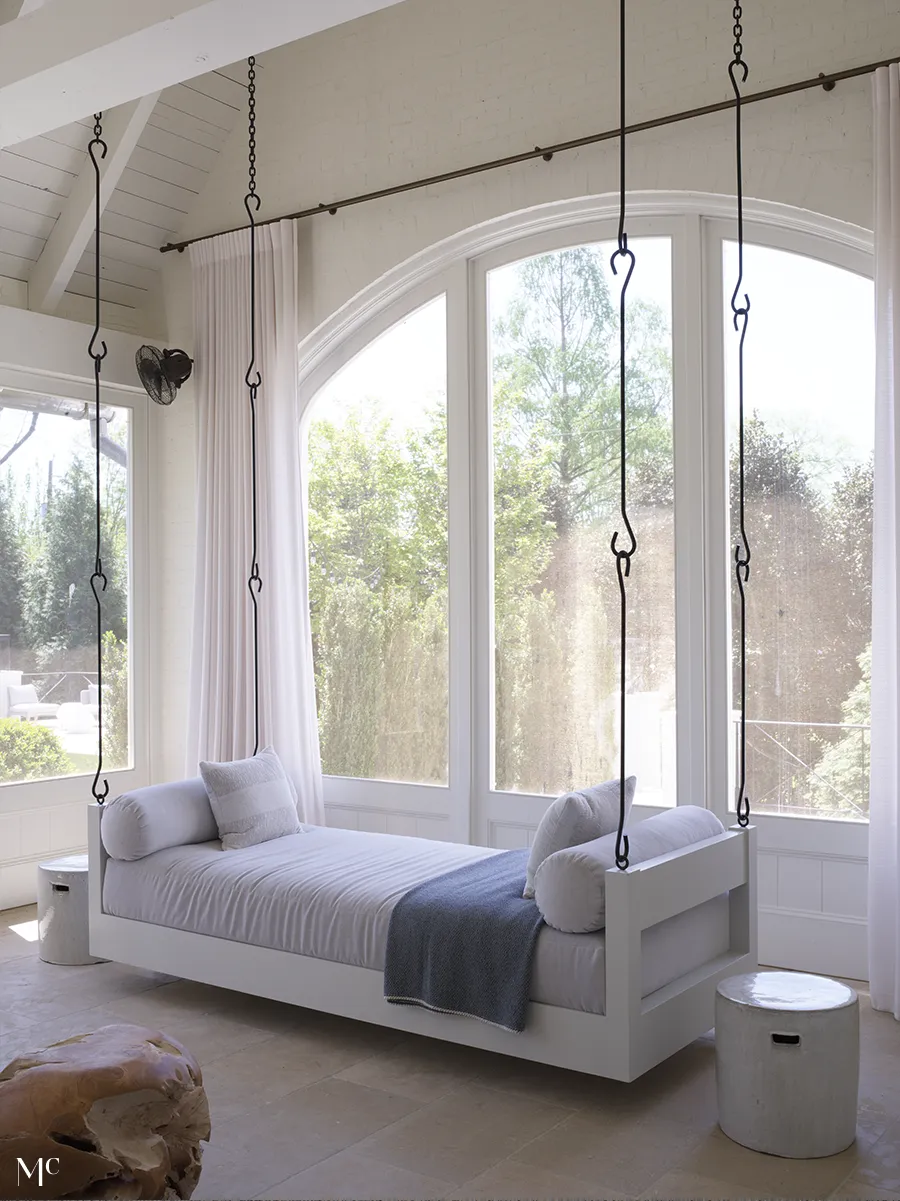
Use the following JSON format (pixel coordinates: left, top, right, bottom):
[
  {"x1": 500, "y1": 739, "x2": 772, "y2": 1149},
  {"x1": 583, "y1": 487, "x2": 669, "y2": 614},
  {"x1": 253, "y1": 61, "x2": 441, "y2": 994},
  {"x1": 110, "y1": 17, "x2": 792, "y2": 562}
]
[{"x1": 87, "y1": 805, "x2": 757, "y2": 1083}]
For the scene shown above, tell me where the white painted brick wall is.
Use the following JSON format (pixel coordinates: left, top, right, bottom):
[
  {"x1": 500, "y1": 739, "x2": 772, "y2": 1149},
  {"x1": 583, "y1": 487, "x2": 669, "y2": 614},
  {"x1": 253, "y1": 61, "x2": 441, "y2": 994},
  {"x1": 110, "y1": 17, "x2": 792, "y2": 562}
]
[{"x1": 155, "y1": 0, "x2": 896, "y2": 781}]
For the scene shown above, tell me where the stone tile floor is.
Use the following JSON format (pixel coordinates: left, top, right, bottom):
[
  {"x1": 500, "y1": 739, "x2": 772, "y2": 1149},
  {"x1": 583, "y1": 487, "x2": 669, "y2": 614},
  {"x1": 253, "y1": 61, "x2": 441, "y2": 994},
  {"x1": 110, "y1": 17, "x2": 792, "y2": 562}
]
[{"x1": 1, "y1": 903, "x2": 898, "y2": 1200}]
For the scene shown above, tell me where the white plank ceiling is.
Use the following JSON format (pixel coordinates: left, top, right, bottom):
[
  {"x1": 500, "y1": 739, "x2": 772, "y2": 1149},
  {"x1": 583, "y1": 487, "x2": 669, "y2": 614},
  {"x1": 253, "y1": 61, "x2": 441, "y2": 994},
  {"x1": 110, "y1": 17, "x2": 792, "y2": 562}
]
[{"x1": 0, "y1": 61, "x2": 248, "y2": 330}]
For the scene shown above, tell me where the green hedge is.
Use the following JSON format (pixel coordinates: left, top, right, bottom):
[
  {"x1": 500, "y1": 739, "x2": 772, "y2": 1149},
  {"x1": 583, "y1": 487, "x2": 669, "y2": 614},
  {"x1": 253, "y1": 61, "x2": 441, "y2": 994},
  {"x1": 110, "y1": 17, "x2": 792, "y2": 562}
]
[{"x1": 0, "y1": 718, "x2": 73, "y2": 783}]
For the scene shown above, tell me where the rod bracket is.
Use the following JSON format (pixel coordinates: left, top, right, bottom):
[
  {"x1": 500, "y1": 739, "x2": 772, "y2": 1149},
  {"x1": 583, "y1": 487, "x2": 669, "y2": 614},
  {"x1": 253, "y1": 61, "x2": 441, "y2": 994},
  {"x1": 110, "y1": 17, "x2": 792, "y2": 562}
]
[{"x1": 819, "y1": 72, "x2": 836, "y2": 92}]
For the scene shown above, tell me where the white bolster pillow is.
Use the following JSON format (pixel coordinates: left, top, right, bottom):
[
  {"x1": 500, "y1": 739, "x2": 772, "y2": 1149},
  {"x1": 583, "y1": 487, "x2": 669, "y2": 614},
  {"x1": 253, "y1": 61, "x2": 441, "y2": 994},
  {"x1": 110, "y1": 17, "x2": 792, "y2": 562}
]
[
  {"x1": 533, "y1": 805, "x2": 726, "y2": 934},
  {"x1": 101, "y1": 777, "x2": 218, "y2": 860}
]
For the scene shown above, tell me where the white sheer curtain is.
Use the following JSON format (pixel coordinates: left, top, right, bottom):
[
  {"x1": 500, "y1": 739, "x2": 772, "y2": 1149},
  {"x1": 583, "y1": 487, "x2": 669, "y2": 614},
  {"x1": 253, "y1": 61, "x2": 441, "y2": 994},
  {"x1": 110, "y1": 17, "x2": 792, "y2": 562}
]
[
  {"x1": 870, "y1": 65, "x2": 900, "y2": 1018},
  {"x1": 187, "y1": 219, "x2": 324, "y2": 823}
]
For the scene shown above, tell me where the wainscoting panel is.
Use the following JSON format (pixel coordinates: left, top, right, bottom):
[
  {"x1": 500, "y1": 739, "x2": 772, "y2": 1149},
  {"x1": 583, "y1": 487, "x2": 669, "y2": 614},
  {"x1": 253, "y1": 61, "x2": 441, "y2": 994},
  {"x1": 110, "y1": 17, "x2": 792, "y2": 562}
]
[
  {"x1": 488, "y1": 822, "x2": 534, "y2": 850},
  {"x1": 0, "y1": 800, "x2": 88, "y2": 910},
  {"x1": 776, "y1": 854, "x2": 824, "y2": 913},
  {"x1": 324, "y1": 803, "x2": 452, "y2": 842},
  {"x1": 756, "y1": 825, "x2": 868, "y2": 981}
]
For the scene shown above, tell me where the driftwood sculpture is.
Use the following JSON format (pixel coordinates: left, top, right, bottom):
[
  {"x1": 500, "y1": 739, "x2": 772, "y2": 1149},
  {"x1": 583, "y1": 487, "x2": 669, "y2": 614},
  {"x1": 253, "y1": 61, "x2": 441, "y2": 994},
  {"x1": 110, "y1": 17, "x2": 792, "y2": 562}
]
[{"x1": 0, "y1": 1023, "x2": 210, "y2": 1200}]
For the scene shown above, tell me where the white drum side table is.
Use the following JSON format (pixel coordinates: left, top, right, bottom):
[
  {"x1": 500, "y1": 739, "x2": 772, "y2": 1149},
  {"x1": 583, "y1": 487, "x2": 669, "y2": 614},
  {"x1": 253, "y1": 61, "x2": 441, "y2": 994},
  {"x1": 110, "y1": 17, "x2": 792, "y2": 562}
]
[
  {"x1": 37, "y1": 854, "x2": 101, "y2": 965},
  {"x1": 716, "y1": 970, "x2": 859, "y2": 1159}
]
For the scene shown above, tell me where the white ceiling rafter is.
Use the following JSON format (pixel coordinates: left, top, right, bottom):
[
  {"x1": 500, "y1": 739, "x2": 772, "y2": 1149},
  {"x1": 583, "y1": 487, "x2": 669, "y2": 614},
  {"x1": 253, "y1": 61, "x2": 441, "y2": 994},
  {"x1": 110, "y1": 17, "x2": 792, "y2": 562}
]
[
  {"x1": 28, "y1": 93, "x2": 160, "y2": 314},
  {"x1": 0, "y1": 0, "x2": 408, "y2": 147}
]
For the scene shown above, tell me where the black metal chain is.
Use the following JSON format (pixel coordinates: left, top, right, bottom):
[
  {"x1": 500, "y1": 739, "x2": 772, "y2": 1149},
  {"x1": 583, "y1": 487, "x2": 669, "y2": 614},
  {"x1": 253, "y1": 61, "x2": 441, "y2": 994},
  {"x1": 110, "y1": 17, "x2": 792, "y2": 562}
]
[
  {"x1": 729, "y1": 5, "x2": 752, "y2": 828},
  {"x1": 244, "y1": 57, "x2": 263, "y2": 757},
  {"x1": 87, "y1": 114, "x2": 109, "y2": 804},
  {"x1": 609, "y1": 0, "x2": 635, "y2": 870}
]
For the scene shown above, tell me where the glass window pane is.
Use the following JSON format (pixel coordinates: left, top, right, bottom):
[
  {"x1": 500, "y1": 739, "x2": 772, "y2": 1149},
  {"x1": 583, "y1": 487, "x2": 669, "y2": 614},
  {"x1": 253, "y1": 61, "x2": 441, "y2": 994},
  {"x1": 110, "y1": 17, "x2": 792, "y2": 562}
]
[
  {"x1": 725, "y1": 244, "x2": 874, "y2": 820},
  {"x1": 489, "y1": 240, "x2": 676, "y2": 803},
  {"x1": 307, "y1": 296, "x2": 449, "y2": 784},
  {"x1": 0, "y1": 392, "x2": 131, "y2": 785}
]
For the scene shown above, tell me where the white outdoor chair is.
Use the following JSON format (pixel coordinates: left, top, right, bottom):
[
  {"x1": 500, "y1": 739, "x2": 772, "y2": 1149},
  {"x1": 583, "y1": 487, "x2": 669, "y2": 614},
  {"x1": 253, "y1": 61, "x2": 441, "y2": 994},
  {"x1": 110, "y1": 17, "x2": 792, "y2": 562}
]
[{"x1": 7, "y1": 683, "x2": 60, "y2": 721}]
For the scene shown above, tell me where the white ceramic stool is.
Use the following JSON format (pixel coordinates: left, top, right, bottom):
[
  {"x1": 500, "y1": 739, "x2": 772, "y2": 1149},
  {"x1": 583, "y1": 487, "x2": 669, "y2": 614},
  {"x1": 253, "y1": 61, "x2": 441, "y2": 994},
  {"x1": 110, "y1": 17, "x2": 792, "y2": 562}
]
[
  {"x1": 716, "y1": 971, "x2": 859, "y2": 1158},
  {"x1": 37, "y1": 854, "x2": 101, "y2": 965}
]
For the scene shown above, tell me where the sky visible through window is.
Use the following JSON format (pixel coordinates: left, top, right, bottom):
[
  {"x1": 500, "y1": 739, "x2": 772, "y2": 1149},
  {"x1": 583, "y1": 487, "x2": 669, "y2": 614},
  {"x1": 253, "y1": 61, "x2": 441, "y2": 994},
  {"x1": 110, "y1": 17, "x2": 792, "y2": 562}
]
[
  {"x1": 311, "y1": 298, "x2": 447, "y2": 435},
  {"x1": 724, "y1": 242, "x2": 874, "y2": 485},
  {"x1": 306, "y1": 243, "x2": 874, "y2": 476}
]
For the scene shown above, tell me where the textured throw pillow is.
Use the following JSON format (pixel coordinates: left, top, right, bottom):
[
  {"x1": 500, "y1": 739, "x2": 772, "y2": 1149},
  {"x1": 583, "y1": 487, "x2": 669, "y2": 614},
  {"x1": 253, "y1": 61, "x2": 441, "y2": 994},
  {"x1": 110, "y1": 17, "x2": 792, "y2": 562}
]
[
  {"x1": 523, "y1": 775, "x2": 636, "y2": 899},
  {"x1": 200, "y1": 746, "x2": 301, "y2": 850}
]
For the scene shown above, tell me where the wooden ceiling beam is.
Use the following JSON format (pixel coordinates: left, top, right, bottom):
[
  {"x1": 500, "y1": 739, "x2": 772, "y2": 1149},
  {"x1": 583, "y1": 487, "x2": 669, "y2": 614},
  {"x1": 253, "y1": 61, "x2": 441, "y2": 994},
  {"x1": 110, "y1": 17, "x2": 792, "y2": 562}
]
[
  {"x1": 0, "y1": 0, "x2": 407, "y2": 146},
  {"x1": 28, "y1": 94, "x2": 159, "y2": 314}
]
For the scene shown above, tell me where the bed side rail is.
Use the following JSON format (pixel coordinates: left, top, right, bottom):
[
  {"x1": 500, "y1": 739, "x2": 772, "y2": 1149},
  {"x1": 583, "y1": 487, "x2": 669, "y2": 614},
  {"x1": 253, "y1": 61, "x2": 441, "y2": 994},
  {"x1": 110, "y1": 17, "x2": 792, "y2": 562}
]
[
  {"x1": 603, "y1": 824, "x2": 757, "y2": 1035},
  {"x1": 622, "y1": 828, "x2": 748, "y2": 931},
  {"x1": 87, "y1": 802, "x2": 107, "y2": 935}
]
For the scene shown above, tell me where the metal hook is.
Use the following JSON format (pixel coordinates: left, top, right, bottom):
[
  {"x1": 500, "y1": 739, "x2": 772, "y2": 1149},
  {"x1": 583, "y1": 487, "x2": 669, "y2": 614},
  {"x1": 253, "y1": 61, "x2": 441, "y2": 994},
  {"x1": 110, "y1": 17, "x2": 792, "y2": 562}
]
[
  {"x1": 244, "y1": 56, "x2": 264, "y2": 758},
  {"x1": 609, "y1": 244, "x2": 636, "y2": 289},
  {"x1": 728, "y1": 58, "x2": 749, "y2": 94}
]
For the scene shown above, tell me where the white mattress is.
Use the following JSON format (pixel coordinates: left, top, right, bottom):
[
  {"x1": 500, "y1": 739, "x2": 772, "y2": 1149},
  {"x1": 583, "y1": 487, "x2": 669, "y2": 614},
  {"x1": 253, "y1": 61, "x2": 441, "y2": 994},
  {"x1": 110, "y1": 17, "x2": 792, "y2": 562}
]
[{"x1": 102, "y1": 825, "x2": 730, "y2": 1016}]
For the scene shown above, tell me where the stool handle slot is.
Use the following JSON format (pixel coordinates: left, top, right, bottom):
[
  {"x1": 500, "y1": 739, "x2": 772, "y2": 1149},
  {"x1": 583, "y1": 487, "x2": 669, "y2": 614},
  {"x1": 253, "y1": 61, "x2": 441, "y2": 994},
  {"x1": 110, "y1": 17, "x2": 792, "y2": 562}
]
[
  {"x1": 771, "y1": 1032, "x2": 800, "y2": 1046},
  {"x1": 51, "y1": 883, "x2": 70, "y2": 893}
]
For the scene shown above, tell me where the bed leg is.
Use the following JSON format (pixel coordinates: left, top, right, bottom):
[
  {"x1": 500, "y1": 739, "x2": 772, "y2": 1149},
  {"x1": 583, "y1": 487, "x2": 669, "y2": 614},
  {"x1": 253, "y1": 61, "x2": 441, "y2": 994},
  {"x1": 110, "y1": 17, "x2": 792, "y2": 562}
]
[
  {"x1": 604, "y1": 866, "x2": 641, "y2": 1081},
  {"x1": 87, "y1": 803, "x2": 106, "y2": 953},
  {"x1": 728, "y1": 823, "x2": 758, "y2": 967}
]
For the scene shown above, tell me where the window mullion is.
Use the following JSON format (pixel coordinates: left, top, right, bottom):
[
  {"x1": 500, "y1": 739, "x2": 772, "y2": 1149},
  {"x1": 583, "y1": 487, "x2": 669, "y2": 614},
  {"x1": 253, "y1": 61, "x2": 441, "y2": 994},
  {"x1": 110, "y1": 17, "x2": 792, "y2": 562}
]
[
  {"x1": 446, "y1": 260, "x2": 473, "y2": 842},
  {"x1": 468, "y1": 256, "x2": 494, "y2": 846},
  {"x1": 701, "y1": 221, "x2": 731, "y2": 823},
  {"x1": 672, "y1": 212, "x2": 710, "y2": 810}
]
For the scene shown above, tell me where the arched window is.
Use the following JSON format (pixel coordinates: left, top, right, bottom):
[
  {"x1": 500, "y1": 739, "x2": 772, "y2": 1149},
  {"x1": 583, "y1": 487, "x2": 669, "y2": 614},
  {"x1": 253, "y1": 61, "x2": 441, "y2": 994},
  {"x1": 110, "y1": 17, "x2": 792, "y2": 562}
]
[
  {"x1": 488, "y1": 238, "x2": 675, "y2": 804},
  {"x1": 307, "y1": 295, "x2": 449, "y2": 788},
  {"x1": 723, "y1": 242, "x2": 874, "y2": 821},
  {"x1": 302, "y1": 202, "x2": 873, "y2": 846}
]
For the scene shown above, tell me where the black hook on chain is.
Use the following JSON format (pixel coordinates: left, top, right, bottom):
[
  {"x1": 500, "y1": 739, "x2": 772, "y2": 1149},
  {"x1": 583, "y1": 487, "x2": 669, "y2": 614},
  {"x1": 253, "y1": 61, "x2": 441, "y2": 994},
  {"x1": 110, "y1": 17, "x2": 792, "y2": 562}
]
[
  {"x1": 610, "y1": 0, "x2": 635, "y2": 871},
  {"x1": 244, "y1": 57, "x2": 263, "y2": 757},
  {"x1": 729, "y1": 5, "x2": 752, "y2": 830},
  {"x1": 88, "y1": 113, "x2": 109, "y2": 805}
]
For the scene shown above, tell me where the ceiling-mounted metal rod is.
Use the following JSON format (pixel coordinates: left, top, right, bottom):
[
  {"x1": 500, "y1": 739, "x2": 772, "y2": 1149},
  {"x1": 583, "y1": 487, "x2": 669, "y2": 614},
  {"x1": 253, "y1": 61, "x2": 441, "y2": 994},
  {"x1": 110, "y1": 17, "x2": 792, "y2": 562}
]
[{"x1": 160, "y1": 54, "x2": 897, "y2": 255}]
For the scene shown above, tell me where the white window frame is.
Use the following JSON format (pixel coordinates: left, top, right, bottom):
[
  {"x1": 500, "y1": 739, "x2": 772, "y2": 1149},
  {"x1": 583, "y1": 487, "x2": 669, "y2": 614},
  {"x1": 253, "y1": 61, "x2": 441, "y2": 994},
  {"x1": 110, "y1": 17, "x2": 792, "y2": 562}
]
[
  {"x1": 0, "y1": 370, "x2": 151, "y2": 814},
  {"x1": 469, "y1": 216, "x2": 690, "y2": 844},
  {"x1": 299, "y1": 271, "x2": 472, "y2": 842},
  {"x1": 297, "y1": 193, "x2": 873, "y2": 850},
  {"x1": 700, "y1": 215, "x2": 873, "y2": 865}
]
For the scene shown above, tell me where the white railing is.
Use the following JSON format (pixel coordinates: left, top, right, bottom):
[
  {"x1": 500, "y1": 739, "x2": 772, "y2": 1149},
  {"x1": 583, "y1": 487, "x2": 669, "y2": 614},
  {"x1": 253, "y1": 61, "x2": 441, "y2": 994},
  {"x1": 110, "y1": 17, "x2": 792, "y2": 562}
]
[{"x1": 732, "y1": 717, "x2": 870, "y2": 818}]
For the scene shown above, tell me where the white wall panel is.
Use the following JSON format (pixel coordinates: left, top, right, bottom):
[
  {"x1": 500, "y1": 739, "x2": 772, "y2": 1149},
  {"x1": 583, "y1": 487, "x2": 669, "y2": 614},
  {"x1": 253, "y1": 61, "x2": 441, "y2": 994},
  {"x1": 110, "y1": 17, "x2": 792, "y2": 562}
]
[
  {"x1": 757, "y1": 851, "x2": 779, "y2": 908},
  {"x1": 385, "y1": 813, "x2": 418, "y2": 837},
  {"x1": 777, "y1": 854, "x2": 824, "y2": 913},
  {"x1": 489, "y1": 823, "x2": 533, "y2": 851},
  {"x1": 0, "y1": 802, "x2": 91, "y2": 909},
  {"x1": 19, "y1": 809, "x2": 50, "y2": 858},
  {"x1": 356, "y1": 811, "x2": 388, "y2": 834},
  {"x1": 823, "y1": 858, "x2": 868, "y2": 920}
]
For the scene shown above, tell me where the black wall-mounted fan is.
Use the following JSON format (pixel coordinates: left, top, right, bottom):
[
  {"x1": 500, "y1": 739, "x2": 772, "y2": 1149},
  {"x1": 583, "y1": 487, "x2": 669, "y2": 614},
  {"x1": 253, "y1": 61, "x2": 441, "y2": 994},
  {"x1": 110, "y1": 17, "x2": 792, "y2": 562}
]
[{"x1": 135, "y1": 346, "x2": 193, "y2": 406}]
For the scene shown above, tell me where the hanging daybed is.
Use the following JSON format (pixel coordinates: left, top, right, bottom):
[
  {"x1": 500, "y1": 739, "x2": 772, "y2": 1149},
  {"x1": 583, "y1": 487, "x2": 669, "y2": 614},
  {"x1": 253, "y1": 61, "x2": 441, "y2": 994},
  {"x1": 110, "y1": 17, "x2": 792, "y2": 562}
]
[{"x1": 85, "y1": 3, "x2": 758, "y2": 1084}]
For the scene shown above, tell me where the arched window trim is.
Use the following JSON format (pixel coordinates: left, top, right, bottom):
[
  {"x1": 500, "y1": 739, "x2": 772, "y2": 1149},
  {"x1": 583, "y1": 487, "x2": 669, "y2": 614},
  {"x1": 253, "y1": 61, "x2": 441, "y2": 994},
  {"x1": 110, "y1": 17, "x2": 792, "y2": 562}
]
[{"x1": 298, "y1": 191, "x2": 872, "y2": 408}]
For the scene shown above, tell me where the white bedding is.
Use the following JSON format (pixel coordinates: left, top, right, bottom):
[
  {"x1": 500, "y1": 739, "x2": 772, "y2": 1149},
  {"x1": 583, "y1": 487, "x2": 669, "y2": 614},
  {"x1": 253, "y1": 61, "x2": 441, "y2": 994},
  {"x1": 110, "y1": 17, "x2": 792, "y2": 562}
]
[{"x1": 102, "y1": 825, "x2": 730, "y2": 1015}]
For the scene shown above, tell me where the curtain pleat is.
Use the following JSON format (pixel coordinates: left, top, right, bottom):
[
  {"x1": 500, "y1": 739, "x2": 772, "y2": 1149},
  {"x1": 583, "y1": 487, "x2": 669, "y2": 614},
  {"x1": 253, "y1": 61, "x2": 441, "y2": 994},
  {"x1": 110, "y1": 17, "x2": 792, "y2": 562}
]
[
  {"x1": 870, "y1": 66, "x2": 900, "y2": 1018},
  {"x1": 187, "y1": 221, "x2": 324, "y2": 823}
]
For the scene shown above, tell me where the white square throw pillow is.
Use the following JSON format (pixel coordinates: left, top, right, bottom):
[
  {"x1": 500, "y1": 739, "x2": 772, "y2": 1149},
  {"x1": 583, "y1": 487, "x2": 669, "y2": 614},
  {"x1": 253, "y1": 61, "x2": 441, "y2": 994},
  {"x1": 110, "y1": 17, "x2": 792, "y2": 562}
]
[
  {"x1": 200, "y1": 746, "x2": 301, "y2": 850},
  {"x1": 523, "y1": 775, "x2": 636, "y2": 898}
]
